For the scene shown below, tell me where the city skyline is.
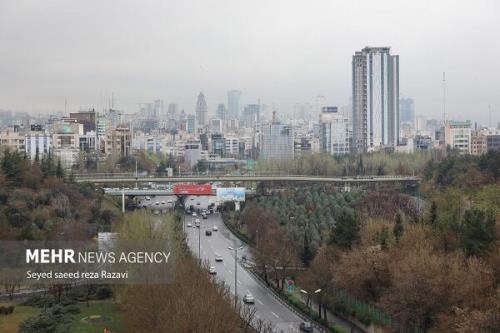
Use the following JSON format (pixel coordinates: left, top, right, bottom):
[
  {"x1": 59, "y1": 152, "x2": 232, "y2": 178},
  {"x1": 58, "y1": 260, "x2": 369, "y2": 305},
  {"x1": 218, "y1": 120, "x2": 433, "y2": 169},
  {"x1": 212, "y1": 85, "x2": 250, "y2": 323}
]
[{"x1": 0, "y1": 0, "x2": 499, "y2": 125}]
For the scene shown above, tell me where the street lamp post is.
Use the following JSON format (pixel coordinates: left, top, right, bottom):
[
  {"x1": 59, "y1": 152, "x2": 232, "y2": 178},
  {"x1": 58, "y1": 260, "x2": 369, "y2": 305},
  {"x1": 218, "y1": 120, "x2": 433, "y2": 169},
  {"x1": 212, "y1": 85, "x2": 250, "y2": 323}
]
[
  {"x1": 228, "y1": 245, "x2": 244, "y2": 308},
  {"x1": 198, "y1": 222, "x2": 201, "y2": 261},
  {"x1": 300, "y1": 288, "x2": 321, "y2": 317}
]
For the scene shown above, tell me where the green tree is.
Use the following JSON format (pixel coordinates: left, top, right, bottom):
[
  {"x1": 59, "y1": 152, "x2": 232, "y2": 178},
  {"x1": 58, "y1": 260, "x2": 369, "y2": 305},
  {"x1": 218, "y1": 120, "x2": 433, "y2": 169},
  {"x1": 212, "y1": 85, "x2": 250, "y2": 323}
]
[
  {"x1": 393, "y1": 212, "x2": 404, "y2": 243},
  {"x1": 55, "y1": 159, "x2": 64, "y2": 178},
  {"x1": 461, "y1": 208, "x2": 497, "y2": 256},
  {"x1": 329, "y1": 208, "x2": 360, "y2": 249},
  {"x1": 427, "y1": 201, "x2": 438, "y2": 226}
]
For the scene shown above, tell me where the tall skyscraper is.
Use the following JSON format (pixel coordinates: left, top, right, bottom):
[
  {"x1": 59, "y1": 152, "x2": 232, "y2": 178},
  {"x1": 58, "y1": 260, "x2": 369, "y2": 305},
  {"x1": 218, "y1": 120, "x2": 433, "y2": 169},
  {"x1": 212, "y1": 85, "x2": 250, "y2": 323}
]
[
  {"x1": 352, "y1": 47, "x2": 400, "y2": 152},
  {"x1": 186, "y1": 115, "x2": 195, "y2": 134},
  {"x1": 243, "y1": 104, "x2": 260, "y2": 129},
  {"x1": 400, "y1": 98, "x2": 415, "y2": 128},
  {"x1": 216, "y1": 104, "x2": 227, "y2": 121},
  {"x1": 227, "y1": 90, "x2": 242, "y2": 120},
  {"x1": 195, "y1": 92, "x2": 208, "y2": 128}
]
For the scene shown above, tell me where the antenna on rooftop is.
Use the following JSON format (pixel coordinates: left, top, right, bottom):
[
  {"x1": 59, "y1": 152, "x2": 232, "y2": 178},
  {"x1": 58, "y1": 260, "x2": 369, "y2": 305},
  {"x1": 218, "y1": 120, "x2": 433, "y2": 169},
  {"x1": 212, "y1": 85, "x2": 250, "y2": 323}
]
[{"x1": 442, "y1": 72, "x2": 447, "y2": 125}]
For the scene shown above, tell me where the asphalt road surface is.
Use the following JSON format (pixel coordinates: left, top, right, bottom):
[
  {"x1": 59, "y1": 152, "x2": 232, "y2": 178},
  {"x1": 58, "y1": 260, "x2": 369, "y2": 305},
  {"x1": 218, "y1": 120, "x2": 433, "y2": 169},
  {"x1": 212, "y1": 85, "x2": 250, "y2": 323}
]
[{"x1": 185, "y1": 209, "x2": 305, "y2": 333}]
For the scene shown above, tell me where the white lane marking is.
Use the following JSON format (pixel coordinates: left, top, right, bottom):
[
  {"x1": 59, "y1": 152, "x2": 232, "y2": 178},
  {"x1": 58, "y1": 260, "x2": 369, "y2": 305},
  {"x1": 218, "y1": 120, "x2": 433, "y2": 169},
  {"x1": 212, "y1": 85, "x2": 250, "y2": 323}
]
[
  {"x1": 257, "y1": 299, "x2": 263, "y2": 305},
  {"x1": 271, "y1": 311, "x2": 279, "y2": 319}
]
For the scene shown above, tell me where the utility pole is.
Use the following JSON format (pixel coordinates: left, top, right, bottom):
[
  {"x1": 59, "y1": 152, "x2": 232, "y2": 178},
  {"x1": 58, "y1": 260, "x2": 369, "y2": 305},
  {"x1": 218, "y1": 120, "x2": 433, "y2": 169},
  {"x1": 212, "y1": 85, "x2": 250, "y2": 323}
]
[
  {"x1": 122, "y1": 187, "x2": 125, "y2": 213},
  {"x1": 135, "y1": 157, "x2": 138, "y2": 189}
]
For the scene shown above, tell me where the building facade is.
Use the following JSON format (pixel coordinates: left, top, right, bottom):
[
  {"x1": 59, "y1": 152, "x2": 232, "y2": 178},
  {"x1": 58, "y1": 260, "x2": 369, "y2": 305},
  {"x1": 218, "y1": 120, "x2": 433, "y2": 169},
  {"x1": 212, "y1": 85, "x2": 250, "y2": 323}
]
[
  {"x1": 259, "y1": 123, "x2": 294, "y2": 160},
  {"x1": 445, "y1": 120, "x2": 472, "y2": 154},
  {"x1": 319, "y1": 106, "x2": 350, "y2": 155},
  {"x1": 399, "y1": 98, "x2": 415, "y2": 128},
  {"x1": 352, "y1": 46, "x2": 400, "y2": 152},
  {"x1": 195, "y1": 92, "x2": 208, "y2": 128},
  {"x1": 227, "y1": 90, "x2": 242, "y2": 120},
  {"x1": 105, "y1": 125, "x2": 132, "y2": 158}
]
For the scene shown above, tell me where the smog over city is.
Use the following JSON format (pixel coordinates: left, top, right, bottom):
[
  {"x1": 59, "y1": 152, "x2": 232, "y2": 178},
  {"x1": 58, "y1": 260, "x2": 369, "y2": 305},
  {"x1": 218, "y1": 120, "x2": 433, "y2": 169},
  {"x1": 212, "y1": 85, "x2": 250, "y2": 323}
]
[{"x1": 0, "y1": 1, "x2": 499, "y2": 333}]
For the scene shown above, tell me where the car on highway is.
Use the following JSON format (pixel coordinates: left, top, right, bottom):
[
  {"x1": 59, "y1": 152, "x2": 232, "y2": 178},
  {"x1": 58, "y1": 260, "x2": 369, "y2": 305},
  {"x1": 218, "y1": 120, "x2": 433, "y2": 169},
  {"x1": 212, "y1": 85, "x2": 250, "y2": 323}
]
[
  {"x1": 167, "y1": 199, "x2": 173, "y2": 203},
  {"x1": 161, "y1": 201, "x2": 166, "y2": 204},
  {"x1": 205, "y1": 230, "x2": 212, "y2": 236},
  {"x1": 186, "y1": 222, "x2": 192, "y2": 228},
  {"x1": 243, "y1": 293, "x2": 255, "y2": 304},
  {"x1": 208, "y1": 266, "x2": 217, "y2": 275},
  {"x1": 215, "y1": 255, "x2": 223, "y2": 262},
  {"x1": 195, "y1": 218, "x2": 200, "y2": 223},
  {"x1": 212, "y1": 225, "x2": 218, "y2": 231},
  {"x1": 202, "y1": 214, "x2": 207, "y2": 219},
  {"x1": 154, "y1": 202, "x2": 160, "y2": 206},
  {"x1": 192, "y1": 212, "x2": 197, "y2": 217},
  {"x1": 299, "y1": 322, "x2": 313, "y2": 332},
  {"x1": 145, "y1": 196, "x2": 151, "y2": 200}
]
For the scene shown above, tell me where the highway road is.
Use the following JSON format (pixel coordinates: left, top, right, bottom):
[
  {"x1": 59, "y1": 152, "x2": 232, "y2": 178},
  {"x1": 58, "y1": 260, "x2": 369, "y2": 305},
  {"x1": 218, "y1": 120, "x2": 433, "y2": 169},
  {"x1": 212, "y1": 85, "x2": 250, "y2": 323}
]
[{"x1": 184, "y1": 202, "x2": 305, "y2": 332}]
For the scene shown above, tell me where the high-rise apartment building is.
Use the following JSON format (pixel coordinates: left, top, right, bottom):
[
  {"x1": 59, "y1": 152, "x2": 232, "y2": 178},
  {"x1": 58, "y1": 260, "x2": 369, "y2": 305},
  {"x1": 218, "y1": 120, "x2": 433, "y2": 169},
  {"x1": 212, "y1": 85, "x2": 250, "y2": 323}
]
[
  {"x1": 186, "y1": 115, "x2": 196, "y2": 134},
  {"x1": 105, "y1": 125, "x2": 132, "y2": 158},
  {"x1": 260, "y1": 122, "x2": 294, "y2": 160},
  {"x1": 227, "y1": 90, "x2": 242, "y2": 120},
  {"x1": 195, "y1": 92, "x2": 208, "y2": 128},
  {"x1": 319, "y1": 106, "x2": 350, "y2": 155},
  {"x1": 70, "y1": 109, "x2": 96, "y2": 133},
  {"x1": 352, "y1": 47, "x2": 400, "y2": 152},
  {"x1": 216, "y1": 104, "x2": 226, "y2": 121},
  {"x1": 243, "y1": 104, "x2": 260, "y2": 129},
  {"x1": 210, "y1": 118, "x2": 223, "y2": 134},
  {"x1": 400, "y1": 98, "x2": 415, "y2": 128},
  {"x1": 445, "y1": 120, "x2": 472, "y2": 154}
]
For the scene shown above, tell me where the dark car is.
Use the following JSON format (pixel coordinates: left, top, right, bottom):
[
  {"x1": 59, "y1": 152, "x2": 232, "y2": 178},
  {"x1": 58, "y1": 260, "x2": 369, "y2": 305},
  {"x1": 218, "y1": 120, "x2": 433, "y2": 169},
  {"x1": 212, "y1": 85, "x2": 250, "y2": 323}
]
[
  {"x1": 300, "y1": 322, "x2": 313, "y2": 332},
  {"x1": 205, "y1": 230, "x2": 212, "y2": 236}
]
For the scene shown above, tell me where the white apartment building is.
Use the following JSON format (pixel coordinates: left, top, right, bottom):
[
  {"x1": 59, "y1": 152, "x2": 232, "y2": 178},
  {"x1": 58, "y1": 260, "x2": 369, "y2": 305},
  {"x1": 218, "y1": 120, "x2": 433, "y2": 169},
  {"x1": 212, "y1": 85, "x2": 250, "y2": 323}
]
[
  {"x1": 319, "y1": 107, "x2": 350, "y2": 155},
  {"x1": 445, "y1": 120, "x2": 472, "y2": 154}
]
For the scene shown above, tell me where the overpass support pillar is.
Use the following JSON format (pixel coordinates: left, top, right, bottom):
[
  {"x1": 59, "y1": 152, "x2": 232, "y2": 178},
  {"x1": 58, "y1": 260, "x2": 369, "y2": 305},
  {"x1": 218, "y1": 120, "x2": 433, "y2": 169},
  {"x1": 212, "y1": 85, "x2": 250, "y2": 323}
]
[{"x1": 122, "y1": 187, "x2": 125, "y2": 213}]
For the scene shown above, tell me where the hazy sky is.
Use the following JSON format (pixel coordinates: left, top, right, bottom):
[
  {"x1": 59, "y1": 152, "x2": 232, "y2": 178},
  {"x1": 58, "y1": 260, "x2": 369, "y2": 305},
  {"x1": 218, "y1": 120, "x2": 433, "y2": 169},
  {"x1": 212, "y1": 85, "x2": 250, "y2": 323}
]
[{"x1": 1, "y1": 0, "x2": 499, "y2": 125}]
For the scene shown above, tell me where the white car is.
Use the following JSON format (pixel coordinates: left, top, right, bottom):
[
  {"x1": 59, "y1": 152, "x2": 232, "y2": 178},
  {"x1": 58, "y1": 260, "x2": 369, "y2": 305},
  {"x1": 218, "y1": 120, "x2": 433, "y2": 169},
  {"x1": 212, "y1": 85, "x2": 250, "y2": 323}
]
[
  {"x1": 145, "y1": 196, "x2": 151, "y2": 201},
  {"x1": 192, "y1": 212, "x2": 197, "y2": 217},
  {"x1": 212, "y1": 225, "x2": 218, "y2": 231},
  {"x1": 209, "y1": 266, "x2": 217, "y2": 275},
  {"x1": 186, "y1": 222, "x2": 192, "y2": 228},
  {"x1": 161, "y1": 201, "x2": 166, "y2": 204},
  {"x1": 215, "y1": 255, "x2": 223, "y2": 262},
  {"x1": 243, "y1": 294, "x2": 255, "y2": 304},
  {"x1": 195, "y1": 218, "x2": 200, "y2": 223}
]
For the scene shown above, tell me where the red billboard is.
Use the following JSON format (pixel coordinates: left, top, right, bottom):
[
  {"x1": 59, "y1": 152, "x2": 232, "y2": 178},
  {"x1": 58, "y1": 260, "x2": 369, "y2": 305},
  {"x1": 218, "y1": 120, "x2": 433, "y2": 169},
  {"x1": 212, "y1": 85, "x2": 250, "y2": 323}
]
[{"x1": 173, "y1": 184, "x2": 212, "y2": 195}]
